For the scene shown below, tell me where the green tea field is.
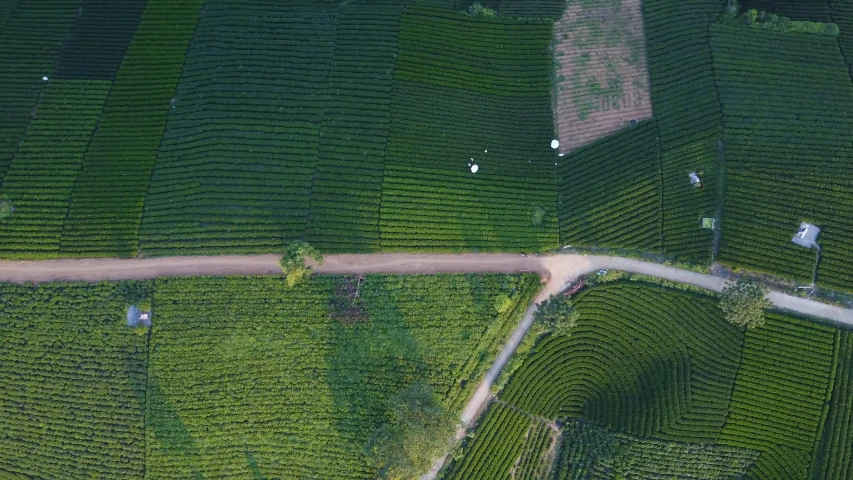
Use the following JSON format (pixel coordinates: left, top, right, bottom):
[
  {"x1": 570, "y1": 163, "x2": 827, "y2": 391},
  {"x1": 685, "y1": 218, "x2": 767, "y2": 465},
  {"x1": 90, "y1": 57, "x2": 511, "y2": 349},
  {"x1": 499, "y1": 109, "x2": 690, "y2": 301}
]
[
  {"x1": 0, "y1": 273, "x2": 539, "y2": 478},
  {"x1": 441, "y1": 280, "x2": 853, "y2": 480}
]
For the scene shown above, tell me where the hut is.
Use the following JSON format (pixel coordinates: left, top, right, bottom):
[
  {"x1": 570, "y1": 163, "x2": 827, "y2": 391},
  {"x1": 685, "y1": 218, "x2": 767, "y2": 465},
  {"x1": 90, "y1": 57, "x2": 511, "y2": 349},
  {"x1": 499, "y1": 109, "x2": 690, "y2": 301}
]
[{"x1": 792, "y1": 222, "x2": 820, "y2": 249}]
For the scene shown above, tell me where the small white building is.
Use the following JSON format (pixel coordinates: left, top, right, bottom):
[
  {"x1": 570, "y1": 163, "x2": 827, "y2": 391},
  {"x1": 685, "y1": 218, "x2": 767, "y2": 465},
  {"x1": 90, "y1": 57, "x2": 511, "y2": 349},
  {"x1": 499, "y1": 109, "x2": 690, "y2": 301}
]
[
  {"x1": 792, "y1": 222, "x2": 820, "y2": 249},
  {"x1": 689, "y1": 172, "x2": 702, "y2": 187}
]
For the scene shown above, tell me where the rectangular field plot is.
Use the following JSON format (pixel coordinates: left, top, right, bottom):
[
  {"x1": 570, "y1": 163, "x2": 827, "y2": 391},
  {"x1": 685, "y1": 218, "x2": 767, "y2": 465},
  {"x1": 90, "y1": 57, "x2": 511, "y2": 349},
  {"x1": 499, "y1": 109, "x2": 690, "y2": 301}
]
[
  {"x1": 146, "y1": 274, "x2": 538, "y2": 478},
  {"x1": 0, "y1": 282, "x2": 148, "y2": 480},
  {"x1": 710, "y1": 22, "x2": 853, "y2": 289},
  {"x1": 0, "y1": 81, "x2": 110, "y2": 258},
  {"x1": 380, "y1": 7, "x2": 559, "y2": 252},
  {"x1": 558, "y1": 120, "x2": 662, "y2": 252},
  {"x1": 61, "y1": 0, "x2": 204, "y2": 257},
  {"x1": 53, "y1": 0, "x2": 147, "y2": 80},
  {"x1": 643, "y1": 0, "x2": 723, "y2": 262},
  {"x1": 0, "y1": 0, "x2": 80, "y2": 180},
  {"x1": 140, "y1": 2, "x2": 337, "y2": 255},
  {"x1": 305, "y1": 4, "x2": 403, "y2": 253}
]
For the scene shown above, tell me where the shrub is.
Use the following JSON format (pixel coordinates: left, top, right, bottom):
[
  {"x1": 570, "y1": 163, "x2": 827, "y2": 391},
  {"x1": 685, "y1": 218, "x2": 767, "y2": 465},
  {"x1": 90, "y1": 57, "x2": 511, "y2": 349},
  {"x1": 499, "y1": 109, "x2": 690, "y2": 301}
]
[
  {"x1": 468, "y1": 2, "x2": 497, "y2": 18},
  {"x1": 279, "y1": 241, "x2": 323, "y2": 288},
  {"x1": 494, "y1": 294, "x2": 513, "y2": 313},
  {"x1": 719, "y1": 279, "x2": 770, "y2": 329}
]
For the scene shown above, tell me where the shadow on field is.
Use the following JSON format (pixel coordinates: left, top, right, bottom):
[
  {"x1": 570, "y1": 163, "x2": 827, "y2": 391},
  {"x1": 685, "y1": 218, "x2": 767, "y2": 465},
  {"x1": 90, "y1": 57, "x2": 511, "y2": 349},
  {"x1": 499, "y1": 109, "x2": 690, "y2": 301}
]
[
  {"x1": 147, "y1": 375, "x2": 205, "y2": 480},
  {"x1": 326, "y1": 276, "x2": 428, "y2": 469}
]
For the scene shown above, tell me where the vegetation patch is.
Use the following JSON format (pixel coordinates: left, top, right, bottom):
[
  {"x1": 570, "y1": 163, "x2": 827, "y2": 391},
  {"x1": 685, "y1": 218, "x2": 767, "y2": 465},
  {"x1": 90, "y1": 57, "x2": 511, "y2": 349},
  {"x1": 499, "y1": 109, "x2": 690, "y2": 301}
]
[
  {"x1": 146, "y1": 273, "x2": 539, "y2": 478},
  {"x1": 0, "y1": 81, "x2": 110, "y2": 259}
]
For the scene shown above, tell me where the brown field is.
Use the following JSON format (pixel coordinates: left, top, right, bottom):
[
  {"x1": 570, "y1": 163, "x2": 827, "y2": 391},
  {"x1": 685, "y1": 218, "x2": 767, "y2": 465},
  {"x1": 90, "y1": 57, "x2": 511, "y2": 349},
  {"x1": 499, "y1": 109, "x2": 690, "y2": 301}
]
[{"x1": 553, "y1": 0, "x2": 653, "y2": 153}]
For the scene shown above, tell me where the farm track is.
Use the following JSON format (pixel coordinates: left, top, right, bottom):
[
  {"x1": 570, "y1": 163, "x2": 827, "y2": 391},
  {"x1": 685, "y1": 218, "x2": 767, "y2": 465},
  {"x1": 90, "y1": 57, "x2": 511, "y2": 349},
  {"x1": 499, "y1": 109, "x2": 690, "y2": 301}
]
[{"x1": 1, "y1": 252, "x2": 851, "y2": 480}]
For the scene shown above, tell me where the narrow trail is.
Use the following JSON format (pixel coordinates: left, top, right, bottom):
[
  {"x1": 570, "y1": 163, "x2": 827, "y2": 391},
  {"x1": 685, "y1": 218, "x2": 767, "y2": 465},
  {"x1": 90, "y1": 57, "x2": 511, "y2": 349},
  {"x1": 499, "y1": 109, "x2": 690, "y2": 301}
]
[{"x1": 1, "y1": 252, "x2": 852, "y2": 479}]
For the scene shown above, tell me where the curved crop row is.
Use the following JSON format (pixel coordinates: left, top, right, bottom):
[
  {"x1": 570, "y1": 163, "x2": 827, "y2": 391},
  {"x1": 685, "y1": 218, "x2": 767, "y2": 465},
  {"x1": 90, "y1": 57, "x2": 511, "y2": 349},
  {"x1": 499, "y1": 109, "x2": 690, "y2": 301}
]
[
  {"x1": 719, "y1": 313, "x2": 837, "y2": 480},
  {"x1": 501, "y1": 282, "x2": 742, "y2": 442},
  {"x1": 443, "y1": 403, "x2": 531, "y2": 480},
  {"x1": 812, "y1": 330, "x2": 853, "y2": 480}
]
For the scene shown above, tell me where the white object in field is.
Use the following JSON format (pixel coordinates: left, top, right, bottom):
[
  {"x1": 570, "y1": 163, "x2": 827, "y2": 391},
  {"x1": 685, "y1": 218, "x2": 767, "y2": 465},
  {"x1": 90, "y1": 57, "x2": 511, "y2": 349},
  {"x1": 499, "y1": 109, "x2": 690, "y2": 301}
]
[
  {"x1": 558, "y1": 153, "x2": 565, "y2": 157},
  {"x1": 689, "y1": 172, "x2": 701, "y2": 185},
  {"x1": 42, "y1": 76, "x2": 48, "y2": 81},
  {"x1": 484, "y1": 149, "x2": 488, "y2": 153},
  {"x1": 551, "y1": 139, "x2": 560, "y2": 149},
  {"x1": 792, "y1": 222, "x2": 820, "y2": 249},
  {"x1": 471, "y1": 164, "x2": 479, "y2": 173}
]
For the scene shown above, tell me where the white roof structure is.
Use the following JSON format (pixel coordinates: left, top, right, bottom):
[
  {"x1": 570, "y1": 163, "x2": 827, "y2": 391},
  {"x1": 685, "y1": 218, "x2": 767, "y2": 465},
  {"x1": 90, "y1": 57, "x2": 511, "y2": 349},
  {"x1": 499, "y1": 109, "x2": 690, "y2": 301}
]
[
  {"x1": 792, "y1": 222, "x2": 820, "y2": 249},
  {"x1": 689, "y1": 172, "x2": 701, "y2": 185},
  {"x1": 551, "y1": 139, "x2": 560, "y2": 149},
  {"x1": 470, "y1": 164, "x2": 479, "y2": 173}
]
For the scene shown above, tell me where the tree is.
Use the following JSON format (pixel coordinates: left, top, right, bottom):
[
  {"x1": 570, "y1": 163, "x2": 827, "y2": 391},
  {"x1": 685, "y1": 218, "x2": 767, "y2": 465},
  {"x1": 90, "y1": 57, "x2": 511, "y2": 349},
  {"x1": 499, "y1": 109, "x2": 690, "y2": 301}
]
[
  {"x1": 719, "y1": 278, "x2": 770, "y2": 329},
  {"x1": 279, "y1": 241, "x2": 323, "y2": 288},
  {"x1": 494, "y1": 293, "x2": 513, "y2": 313},
  {"x1": 367, "y1": 382, "x2": 456, "y2": 480},
  {"x1": 534, "y1": 294, "x2": 579, "y2": 334}
]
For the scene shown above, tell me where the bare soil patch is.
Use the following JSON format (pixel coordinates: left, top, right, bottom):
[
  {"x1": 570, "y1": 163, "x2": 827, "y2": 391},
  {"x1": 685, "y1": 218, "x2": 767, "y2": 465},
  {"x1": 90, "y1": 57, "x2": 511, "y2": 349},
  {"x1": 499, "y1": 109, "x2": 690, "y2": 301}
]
[{"x1": 553, "y1": 0, "x2": 653, "y2": 152}]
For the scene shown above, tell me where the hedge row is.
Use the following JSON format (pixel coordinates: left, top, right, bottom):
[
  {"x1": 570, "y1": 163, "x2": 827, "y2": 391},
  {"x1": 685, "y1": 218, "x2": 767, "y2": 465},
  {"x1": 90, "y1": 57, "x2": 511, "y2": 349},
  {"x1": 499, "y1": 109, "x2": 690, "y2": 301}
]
[
  {"x1": 719, "y1": 313, "x2": 838, "y2": 480},
  {"x1": 812, "y1": 330, "x2": 853, "y2": 480},
  {"x1": 139, "y1": 2, "x2": 337, "y2": 256},
  {"x1": 0, "y1": 282, "x2": 149, "y2": 479},
  {"x1": 147, "y1": 274, "x2": 536, "y2": 478},
  {"x1": 54, "y1": 0, "x2": 147, "y2": 80},
  {"x1": 0, "y1": 0, "x2": 79, "y2": 180},
  {"x1": 501, "y1": 282, "x2": 743, "y2": 443}
]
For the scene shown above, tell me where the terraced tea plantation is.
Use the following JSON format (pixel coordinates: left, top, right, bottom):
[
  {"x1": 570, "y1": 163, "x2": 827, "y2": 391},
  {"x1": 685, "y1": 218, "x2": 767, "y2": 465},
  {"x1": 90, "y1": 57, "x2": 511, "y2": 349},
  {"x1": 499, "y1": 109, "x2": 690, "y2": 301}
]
[
  {"x1": 442, "y1": 281, "x2": 853, "y2": 480},
  {"x1": 710, "y1": 18, "x2": 853, "y2": 290},
  {"x1": 0, "y1": 273, "x2": 540, "y2": 479},
  {"x1": 0, "y1": 0, "x2": 566, "y2": 258}
]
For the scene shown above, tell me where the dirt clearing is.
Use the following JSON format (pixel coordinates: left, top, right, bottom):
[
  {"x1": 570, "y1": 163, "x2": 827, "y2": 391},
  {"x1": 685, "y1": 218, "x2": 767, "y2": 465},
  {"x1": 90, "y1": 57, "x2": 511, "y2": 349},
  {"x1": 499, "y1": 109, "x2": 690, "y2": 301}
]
[{"x1": 553, "y1": 0, "x2": 653, "y2": 153}]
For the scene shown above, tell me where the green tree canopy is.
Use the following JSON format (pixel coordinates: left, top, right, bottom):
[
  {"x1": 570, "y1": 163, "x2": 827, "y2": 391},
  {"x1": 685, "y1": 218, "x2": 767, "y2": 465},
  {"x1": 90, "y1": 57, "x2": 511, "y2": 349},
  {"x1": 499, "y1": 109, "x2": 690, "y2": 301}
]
[
  {"x1": 719, "y1": 279, "x2": 770, "y2": 329},
  {"x1": 535, "y1": 294, "x2": 579, "y2": 334},
  {"x1": 367, "y1": 382, "x2": 456, "y2": 480},
  {"x1": 279, "y1": 241, "x2": 323, "y2": 288}
]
